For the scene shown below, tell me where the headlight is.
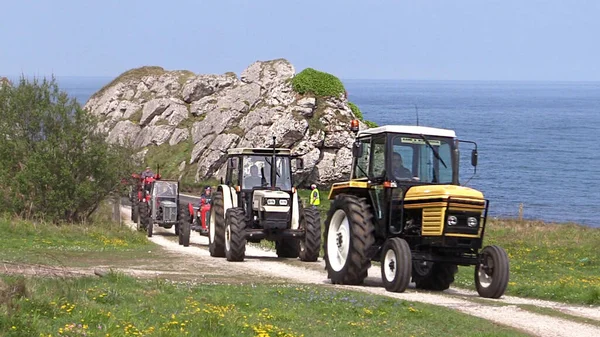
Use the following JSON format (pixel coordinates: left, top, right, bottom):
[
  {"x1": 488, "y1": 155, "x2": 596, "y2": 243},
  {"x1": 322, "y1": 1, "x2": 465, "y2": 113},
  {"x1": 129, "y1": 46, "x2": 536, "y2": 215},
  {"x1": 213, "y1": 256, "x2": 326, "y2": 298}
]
[
  {"x1": 279, "y1": 199, "x2": 288, "y2": 206},
  {"x1": 266, "y1": 199, "x2": 276, "y2": 206},
  {"x1": 447, "y1": 215, "x2": 458, "y2": 226},
  {"x1": 467, "y1": 217, "x2": 478, "y2": 227}
]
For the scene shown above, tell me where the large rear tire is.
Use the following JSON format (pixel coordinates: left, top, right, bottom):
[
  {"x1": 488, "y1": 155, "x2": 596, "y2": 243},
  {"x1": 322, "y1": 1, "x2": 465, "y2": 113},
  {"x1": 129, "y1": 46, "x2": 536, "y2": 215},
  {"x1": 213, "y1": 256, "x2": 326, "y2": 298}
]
[
  {"x1": 299, "y1": 206, "x2": 321, "y2": 262},
  {"x1": 140, "y1": 203, "x2": 152, "y2": 237},
  {"x1": 225, "y1": 208, "x2": 246, "y2": 262},
  {"x1": 324, "y1": 194, "x2": 375, "y2": 285},
  {"x1": 178, "y1": 207, "x2": 190, "y2": 246},
  {"x1": 412, "y1": 261, "x2": 457, "y2": 291},
  {"x1": 131, "y1": 202, "x2": 139, "y2": 222},
  {"x1": 475, "y1": 245, "x2": 510, "y2": 298},
  {"x1": 381, "y1": 238, "x2": 411, "y2": 293},
  {"x1": 209, "y1": 191, "x2": 226, "y2": 257}
]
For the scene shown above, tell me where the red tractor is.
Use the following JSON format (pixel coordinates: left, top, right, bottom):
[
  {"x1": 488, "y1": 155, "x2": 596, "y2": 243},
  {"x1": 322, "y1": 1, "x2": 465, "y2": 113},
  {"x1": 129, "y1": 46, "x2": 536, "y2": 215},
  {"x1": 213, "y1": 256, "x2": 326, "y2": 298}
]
[
  {"x1": 189, "y1": 193, "x2": 211, "y2": 236},
  {"x1": 130, "y1": 168, "x2": 161, "y2": 231}
]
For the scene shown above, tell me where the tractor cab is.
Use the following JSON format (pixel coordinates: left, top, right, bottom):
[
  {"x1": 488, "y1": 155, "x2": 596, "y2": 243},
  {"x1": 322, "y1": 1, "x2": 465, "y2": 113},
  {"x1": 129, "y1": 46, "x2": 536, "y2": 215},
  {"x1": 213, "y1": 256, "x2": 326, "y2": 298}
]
[{"x1": 324, "y1": 121, "x2": 508, "y2": 299}]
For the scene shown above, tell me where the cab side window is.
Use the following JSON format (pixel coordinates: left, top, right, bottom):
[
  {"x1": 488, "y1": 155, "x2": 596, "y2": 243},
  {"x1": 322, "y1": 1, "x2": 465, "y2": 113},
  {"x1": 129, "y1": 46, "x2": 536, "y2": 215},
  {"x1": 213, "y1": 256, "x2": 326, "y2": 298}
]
[
  {"x1": 371, "y1": 136, "x2": 386, "y2": 178},
  {"x1": 353, "y1": 138, "x2": 371, "y2": 179}
]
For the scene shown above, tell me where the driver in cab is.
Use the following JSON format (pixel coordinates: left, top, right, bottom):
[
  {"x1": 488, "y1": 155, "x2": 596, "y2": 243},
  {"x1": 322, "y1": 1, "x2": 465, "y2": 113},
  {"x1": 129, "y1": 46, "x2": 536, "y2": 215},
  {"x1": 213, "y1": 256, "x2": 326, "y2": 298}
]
[
  {"x1": 244, "y1": 165, "x2": 263, "y2": 189},
  {"x1": 392, "y1": 152, "x2": 413, "y2": 179}
]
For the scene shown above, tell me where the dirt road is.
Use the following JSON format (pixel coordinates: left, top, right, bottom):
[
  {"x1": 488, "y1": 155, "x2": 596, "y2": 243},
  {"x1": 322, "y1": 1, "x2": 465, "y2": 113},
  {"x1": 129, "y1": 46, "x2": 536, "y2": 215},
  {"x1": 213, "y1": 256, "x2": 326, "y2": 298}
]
[{"x1": 122, "y1": 207, "x2": 600, "y2": 337}]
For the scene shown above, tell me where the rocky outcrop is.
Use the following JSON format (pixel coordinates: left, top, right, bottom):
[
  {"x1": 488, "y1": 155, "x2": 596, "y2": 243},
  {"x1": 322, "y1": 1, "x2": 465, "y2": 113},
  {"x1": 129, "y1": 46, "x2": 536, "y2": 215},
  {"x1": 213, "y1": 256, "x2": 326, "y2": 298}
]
[{"x1": 84, "y1": 59, "x2": 365, "y2": 186}]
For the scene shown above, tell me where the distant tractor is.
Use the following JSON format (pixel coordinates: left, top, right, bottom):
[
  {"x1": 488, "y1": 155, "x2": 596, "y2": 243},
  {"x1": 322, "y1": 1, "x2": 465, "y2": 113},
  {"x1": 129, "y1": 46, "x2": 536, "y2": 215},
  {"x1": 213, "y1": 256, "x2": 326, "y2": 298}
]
[
  {"x1": 324, "y1": 121, "x2": 509, "y2": 298},
  {"x1": 138, "y1": 179, "x2": 190, "y2": 246},
  {"x1": 208, "y1": 143, "x2": 321, "y2": 262}
]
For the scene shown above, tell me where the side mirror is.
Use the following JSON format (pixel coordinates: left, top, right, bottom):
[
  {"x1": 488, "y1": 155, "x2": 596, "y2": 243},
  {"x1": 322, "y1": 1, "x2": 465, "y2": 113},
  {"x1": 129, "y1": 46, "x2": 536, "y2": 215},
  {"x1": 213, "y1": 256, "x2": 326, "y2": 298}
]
[
  {"x1": 230, "y1": 157, "x2": 238, "y2": 169},
  {"x1": 471, "y1": 149, "x2": 478, "y2": 167},
  {"x1": 352, "y1": 141, "x2": 363, "y2": 158},
  {"x1": 295, "y1": 158, "x2": 304, "y2": 170}
]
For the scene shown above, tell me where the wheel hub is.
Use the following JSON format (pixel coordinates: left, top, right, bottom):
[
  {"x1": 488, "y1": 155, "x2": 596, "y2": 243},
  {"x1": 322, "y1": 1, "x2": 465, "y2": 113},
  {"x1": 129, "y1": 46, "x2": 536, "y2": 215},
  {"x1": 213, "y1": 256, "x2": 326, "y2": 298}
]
[{"x1": 336, "y1": 232, "x2": 343, "y2": 249}]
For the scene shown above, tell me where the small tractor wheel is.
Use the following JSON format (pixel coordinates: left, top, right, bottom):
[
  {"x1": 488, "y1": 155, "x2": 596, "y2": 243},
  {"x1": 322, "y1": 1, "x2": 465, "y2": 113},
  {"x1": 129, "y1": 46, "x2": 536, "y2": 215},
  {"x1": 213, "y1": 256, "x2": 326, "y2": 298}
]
[
  {"x1": 175, "y1": 223, "x2": 180, "y2": 236},
  {"x1": 299, "y1": 206, "x2": 321, "y2": 262},
  {"x1": 475, "y1": 245, "x2": 510, "y2": 298},
  {"x1": 209, "y1": 191, "x2": 226, "y2": 257},
  {"x1": 412, "y1": 261, "x2": 457, "y2": 291},
  {"x1": 179, "y1": 207, "x2": 191, "y2": 247},
  {"x1": 139, "y1": 203, "x2": 152, "y2": 237},
  {"x1": 225, "y1": 207, "x2": 246, "y2": 262},
  {"x1": 324, "y1": 194, "x2": 375, "y2": 285},
  {"x1": 381, "y1": 237, "x2": 411, "y2": 293},
  {"x1": 276, "y1": 239, "x2": 299, "y2": 258},
  {"x1": 131, "y1": 202, "x2": 139, "y2": 222}
]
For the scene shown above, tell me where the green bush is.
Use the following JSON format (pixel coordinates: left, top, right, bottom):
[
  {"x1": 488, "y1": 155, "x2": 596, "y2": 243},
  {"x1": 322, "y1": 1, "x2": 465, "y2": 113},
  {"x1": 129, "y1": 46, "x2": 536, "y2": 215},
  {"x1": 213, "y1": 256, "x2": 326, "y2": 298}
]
[
  {"x1": 291, "y1": 68, "x2": 345, "y2": 97},
  {"x1": 0, "y1": 77, "x2": 134, "y2": 222}
]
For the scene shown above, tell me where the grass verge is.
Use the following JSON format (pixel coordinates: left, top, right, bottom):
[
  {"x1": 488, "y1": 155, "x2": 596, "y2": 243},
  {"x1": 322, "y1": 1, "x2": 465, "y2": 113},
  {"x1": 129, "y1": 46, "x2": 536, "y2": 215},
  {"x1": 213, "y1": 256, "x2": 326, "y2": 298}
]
[{"x1": 0, "y1": 274, "x2": 528, "y2": 337}]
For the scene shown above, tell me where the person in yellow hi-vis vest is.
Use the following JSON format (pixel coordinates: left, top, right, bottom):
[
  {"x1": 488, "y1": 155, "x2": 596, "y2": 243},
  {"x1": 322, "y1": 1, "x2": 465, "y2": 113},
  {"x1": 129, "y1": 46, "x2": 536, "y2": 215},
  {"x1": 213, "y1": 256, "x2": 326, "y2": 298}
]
[{"x1": 309, "y1": 184, "x2": 320, "y2": 208}]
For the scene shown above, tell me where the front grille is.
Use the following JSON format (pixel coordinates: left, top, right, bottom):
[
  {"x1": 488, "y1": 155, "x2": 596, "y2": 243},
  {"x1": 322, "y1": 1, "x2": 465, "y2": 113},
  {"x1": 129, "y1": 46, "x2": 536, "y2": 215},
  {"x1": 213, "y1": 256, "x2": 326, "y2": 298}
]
[
  {"x1": 444, "y1": 211, "x2": 481, "y2": 235},
  {"x1": 262, "y1": 212, "x2": 289, "y2": 230},
  {"x1": 163, "y1": 206, "x2": 177, "y2": 222}
]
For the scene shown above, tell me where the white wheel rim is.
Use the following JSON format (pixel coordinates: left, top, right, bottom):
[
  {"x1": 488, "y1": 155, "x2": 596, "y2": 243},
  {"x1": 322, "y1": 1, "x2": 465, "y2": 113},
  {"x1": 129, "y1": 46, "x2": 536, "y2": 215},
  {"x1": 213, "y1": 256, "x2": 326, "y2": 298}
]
[
  {"x1": 477, "y1": 256, "x2": 494, "y2": 288},
  {"x1": 225, "y1": 223, "x2": 231, "y2": 252},
  {"x1": 327, "y1": 210, "x2": 350, "y2": 272},
  {"x1": 209, "y1": 207, "x2": 216, "y2": 243},
  {"x1": 383, "y1": 249, "x2": 397, "y2": 282}
]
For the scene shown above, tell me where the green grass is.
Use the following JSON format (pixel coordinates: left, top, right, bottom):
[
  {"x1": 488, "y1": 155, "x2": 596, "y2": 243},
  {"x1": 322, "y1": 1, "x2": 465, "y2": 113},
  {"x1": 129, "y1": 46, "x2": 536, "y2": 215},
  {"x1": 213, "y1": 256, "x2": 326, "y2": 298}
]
[
  {"x1": 291, "y1": 68, "x2": 345, "y2": 97},
  {"x1": 0, "y1": 205, "x2": 151, "y2": 266},
  {"x1": 0, "y1": 274, "x2": 527, "y2": 337},
  {"x1": 454, "y1": 219, "x2": 600, "y2": 305},
  {"x1": 144, "y1": 142, "x2": 192, "y2": 179}
]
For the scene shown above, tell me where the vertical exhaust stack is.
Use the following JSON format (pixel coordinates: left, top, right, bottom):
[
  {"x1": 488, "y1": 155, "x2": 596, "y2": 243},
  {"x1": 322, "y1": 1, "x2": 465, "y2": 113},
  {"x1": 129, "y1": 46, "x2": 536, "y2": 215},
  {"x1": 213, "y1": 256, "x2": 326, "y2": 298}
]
[{"x1": 271, "y1": 136, "x2": 277, "y2": 190}]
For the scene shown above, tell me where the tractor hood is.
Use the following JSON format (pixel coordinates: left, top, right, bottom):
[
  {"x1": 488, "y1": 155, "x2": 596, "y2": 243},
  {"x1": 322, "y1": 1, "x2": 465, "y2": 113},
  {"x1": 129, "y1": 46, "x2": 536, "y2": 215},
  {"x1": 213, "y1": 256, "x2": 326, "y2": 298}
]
[
  {"x1": 405, "y1": 185, "x2": 484, "y2": 203},
  {"x1": 252, "y1": 190, "x2": 291, "y2": 212}
]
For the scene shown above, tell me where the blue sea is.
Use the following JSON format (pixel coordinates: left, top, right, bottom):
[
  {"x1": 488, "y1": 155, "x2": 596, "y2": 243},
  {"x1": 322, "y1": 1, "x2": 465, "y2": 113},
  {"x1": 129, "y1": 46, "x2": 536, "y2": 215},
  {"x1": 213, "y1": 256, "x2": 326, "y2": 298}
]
[{"x1": 56, "y1": 77, "x2": 600, "y2": 227}]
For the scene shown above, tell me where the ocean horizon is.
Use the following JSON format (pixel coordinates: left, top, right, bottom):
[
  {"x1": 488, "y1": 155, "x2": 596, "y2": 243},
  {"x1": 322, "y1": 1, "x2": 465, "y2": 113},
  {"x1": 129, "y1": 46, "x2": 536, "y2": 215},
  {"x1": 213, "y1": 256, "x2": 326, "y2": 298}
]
[{"x1": 11, "y1": 76, "x2": 599, "y2": 227}]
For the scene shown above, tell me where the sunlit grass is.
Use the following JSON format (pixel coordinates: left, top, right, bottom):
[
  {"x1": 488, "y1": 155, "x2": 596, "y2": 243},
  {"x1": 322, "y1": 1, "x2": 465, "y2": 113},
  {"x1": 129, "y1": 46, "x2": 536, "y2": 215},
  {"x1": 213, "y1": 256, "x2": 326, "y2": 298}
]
[{"x1": 0, "y1": 274, "x2": 527, "y2": 337}]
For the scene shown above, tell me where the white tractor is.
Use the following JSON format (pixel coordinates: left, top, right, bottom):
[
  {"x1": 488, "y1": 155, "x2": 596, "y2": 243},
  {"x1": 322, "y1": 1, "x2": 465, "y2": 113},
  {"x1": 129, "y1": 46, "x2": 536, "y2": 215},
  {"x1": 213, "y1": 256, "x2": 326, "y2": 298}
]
[{"x1": 207, "y1": 143, "x2": 321, "y2": 262}]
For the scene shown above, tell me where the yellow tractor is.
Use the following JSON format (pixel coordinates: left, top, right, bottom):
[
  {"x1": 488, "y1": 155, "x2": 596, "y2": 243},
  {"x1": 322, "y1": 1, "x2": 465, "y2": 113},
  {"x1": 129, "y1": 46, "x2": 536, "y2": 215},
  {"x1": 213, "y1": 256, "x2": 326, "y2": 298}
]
[{"x1": 324, "y1": 121, "x2": 509, "y2": 298}]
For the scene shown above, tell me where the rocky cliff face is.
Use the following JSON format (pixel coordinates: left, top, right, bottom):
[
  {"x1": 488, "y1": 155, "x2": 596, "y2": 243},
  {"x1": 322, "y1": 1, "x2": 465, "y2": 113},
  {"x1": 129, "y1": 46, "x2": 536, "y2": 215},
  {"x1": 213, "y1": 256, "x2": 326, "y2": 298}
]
[{"x1": 84, "y1": 59, "x2": 363, "y2": 186}]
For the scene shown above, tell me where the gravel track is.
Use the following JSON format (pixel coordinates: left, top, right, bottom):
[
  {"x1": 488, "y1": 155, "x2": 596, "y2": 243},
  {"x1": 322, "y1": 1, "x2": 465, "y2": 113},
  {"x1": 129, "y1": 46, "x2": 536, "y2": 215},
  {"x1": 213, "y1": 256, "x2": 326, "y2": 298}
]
[{"x1": 122, "y1": 207, "x2": 600, "y2": 337}]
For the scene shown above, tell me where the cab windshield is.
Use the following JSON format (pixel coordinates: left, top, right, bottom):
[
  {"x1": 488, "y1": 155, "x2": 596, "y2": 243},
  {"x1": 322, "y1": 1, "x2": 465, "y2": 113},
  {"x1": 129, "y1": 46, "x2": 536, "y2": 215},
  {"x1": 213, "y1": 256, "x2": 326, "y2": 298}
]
[
  {"x1": 391, "y1": 135, "x2": 454, "y2": 183},
  {"x1": 153, "y1": 181, "x2": 178, "y2": 197},
  {"x1": 241, "y1": 155, "x2": 292, "y2": 190}
]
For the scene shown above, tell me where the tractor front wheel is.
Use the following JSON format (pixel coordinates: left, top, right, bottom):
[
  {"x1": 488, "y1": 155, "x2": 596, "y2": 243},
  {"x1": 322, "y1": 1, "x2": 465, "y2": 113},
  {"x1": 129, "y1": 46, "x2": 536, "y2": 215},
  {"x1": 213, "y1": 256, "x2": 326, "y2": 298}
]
[
  {"x1": 299, "y1": 206, "x2": 321, "y2": 262},
  {"x1": 381, "y1": 237, "x2": 411, "y2": 293},
  {"x1": 209, "y1": 191, "x2": 226, "y2": 257},
  {"x1": 139, "y1": 203, "x2": 152, "y2": 237},
  {"x1": 179, "y1": 207, "x2": 191, "y2": 247},
  {"x1": 225, "y1": 207, "x2": 246, "y2": 262},
  {"x1": 324, "y1": 194, "x2": 375, "y2": 285},
  {"x1": 475, "y1": 245, "x2": 510, "y2": 298}
]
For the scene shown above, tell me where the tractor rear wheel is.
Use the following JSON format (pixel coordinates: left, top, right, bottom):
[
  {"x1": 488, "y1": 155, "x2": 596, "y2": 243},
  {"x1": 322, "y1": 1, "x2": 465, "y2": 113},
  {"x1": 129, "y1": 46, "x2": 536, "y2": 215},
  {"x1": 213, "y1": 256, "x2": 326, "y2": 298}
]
[
  {"x1": 131, "y1": 202, "x2": 139, "y2": 222},
  {"x1": 381, "y1": 237, "x2": 411, "y2": 293},
  {"x1": 209, "y1": 191, "x2": 226, "y2": 257},
  {"x1": 179, "y1": 207, "x2": 191, "y2": 247},
  {"x1": 299, "y1": 206, "x2": 321, "y2": 262},
  {"x1": 475, "y1": 245, "x2": 510, "y2": 298},
  {"x1": 412, "y1": 261, "x2": 457, "y2": 291},
  {"x1": 276, "y1": 239, "x2": 299, "y2": 258},
  {"x1": 324, "y1": 194, "x2": 375, "y2": 285},
  {"x1": 225, "y1": 207, "x2": 246, "y2": 262},
  {"x1": 139, "y1": 203, "x2": 152, "y2": 237}
]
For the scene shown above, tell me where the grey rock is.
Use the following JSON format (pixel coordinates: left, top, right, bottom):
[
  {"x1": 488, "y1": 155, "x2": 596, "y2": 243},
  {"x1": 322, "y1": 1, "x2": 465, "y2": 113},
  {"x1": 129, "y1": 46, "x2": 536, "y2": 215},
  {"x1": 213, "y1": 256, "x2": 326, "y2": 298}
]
[
  {"x1": 134, "y1": 125, "x2": 175, "y2": 148},
  {"x1": 181, "y1": 73, "x2": 238, "y2": 103},
  {"x1": 190, "y1": 134, "x2": 216, "y2": 164},
  {"x1": 106, "y1": 121, "x2": 141, "y2": 146},
  {"x1": 140, "y1": 98, "x2": 171, "y2": 126},
  {"x1": 169, "y1": 128, "x2": 189, "y2": 146}
]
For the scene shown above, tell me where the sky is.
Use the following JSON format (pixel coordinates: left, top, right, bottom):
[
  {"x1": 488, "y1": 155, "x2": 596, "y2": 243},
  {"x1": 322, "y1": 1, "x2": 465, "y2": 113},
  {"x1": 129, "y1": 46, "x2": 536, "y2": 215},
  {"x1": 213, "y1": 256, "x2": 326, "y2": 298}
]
[{"x1": 1, "y1": 0, "x2": 599, "y2": 81}]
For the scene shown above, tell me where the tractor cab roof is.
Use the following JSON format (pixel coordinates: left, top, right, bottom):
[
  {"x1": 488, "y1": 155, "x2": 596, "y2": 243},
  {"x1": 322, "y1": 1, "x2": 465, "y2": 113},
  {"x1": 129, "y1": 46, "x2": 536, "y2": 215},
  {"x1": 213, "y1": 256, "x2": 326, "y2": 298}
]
[
  {"x1": 357, "y1": 125, "x2": 457, "y2": 139},
  {"x1": 227, "y1": 148, "x2": 291, "y2": 156}
]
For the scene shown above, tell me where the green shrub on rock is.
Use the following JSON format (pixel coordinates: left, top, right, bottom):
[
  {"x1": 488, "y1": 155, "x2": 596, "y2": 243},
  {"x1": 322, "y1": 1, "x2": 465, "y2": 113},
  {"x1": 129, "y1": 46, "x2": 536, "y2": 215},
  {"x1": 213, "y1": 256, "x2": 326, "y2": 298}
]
[{"x1": 291, "y1": 68, "x2": 345, "y2": 97}]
